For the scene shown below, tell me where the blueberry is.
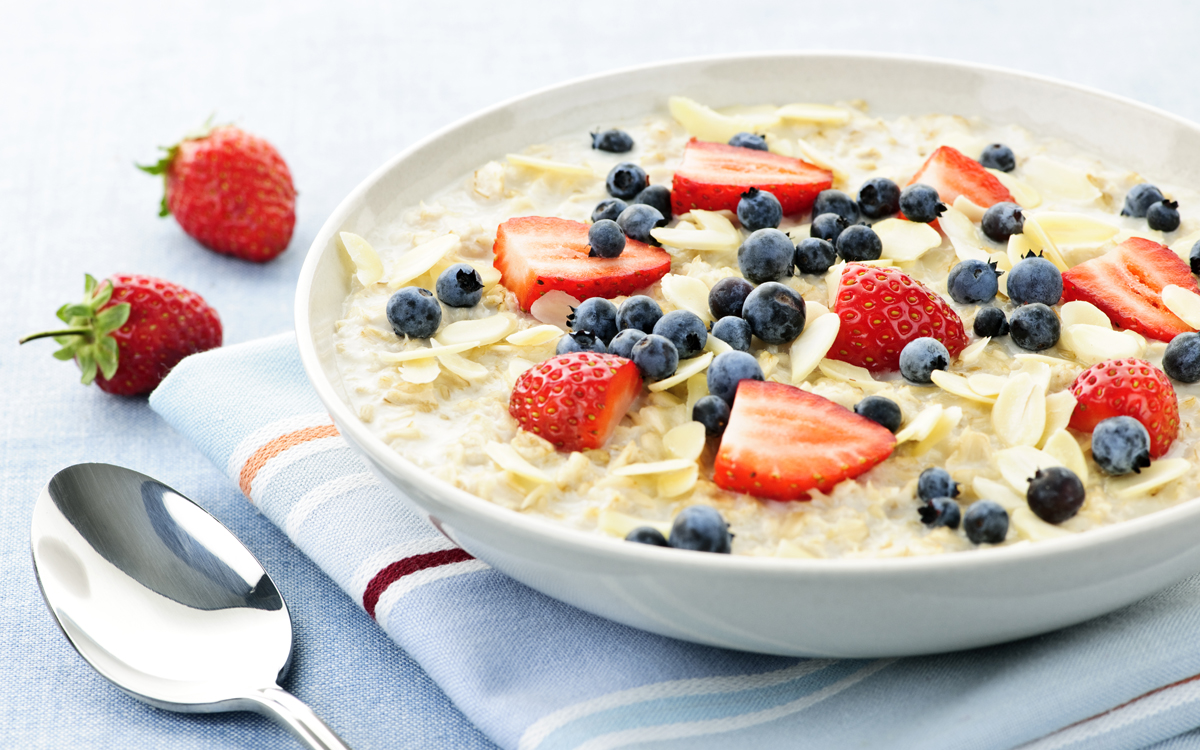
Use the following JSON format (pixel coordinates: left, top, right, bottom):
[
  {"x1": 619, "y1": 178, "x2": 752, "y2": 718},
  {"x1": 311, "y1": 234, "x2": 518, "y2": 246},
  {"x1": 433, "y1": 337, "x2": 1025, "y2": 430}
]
[
  {"x1": 899, "y1": 184, "x2": 945, "y2": 223},
  {"x1": 1191, "y1": 240, "x2": 1200, "y2": 275},
  {"x1": 857, "y1": 177, "x2": 901, "y2": 219},
  {"x1": 973, "y1": 307, "x2": 1010, "y2": 338},
  {"x1": 386, "y1": 287, "x2": 441, "y2": 339},
  {"x1": 854, "y1": 395, "x2": 902, "y2": 433},
  {"x1": 630, "y1": 334, "x2": 679, "y2": 381},
  {"x1": 668, "y1": 506, "x2": 732, "y2": 554},
  {"x1": 617, "y1": 203, "x2": 664, "y2": 244},
  {"x1": 1009, "y1": 303, "x2": 1060, "y2": 351},
  {"x1": 568, "y1": 297, "x2": 618, "y2": 344},
  {"x1": 632, "y1": 185, "x2": 672, "y2": 223},
  {"x1": 653, "y1": 310, "x2": 708, "y2": 359},
  {"x1": 899, "y1": 337, "x2": 949, "y2": 384},
  {"x1": 616, "y1": 295, "x2": 663, "y2": 334},
  {"x1": 625, "y1": 526, "x2": 668, "y2": 546},
  {"x1": 606, "y1": 162, "x2": 648, "y2": 200},
  {"x1": 591, "y1": 129, "x2": 634, "y2": 153},
  {"x1": 737, "y1": 188, "x2": 783, "y2": 231},
  {"x1": 1007, "y1": 255, "x2": 1062, "y2": 306},
  {"x1": 963, "y1": 501, "x2": 1009, "y2": 545},
  {"x1": 1026, "y1": 466, "x2": 1087, "y2": 524},
  {"x1": 1147, "y1": 200, "x2": 1181, "y2": 232},
  {"x1": 708, "y1": 277, "x2": 755, "y2": 320},
  {"x1": 835, "y1": 225, "x2": 883, "y2": 262},
  {"x1": 692, "y1": 394, "x2": 731, "y2": 436},
  {"x1": 794, "y1": 237, "x2": 837, "y2": 275},
  {"x1": 742, "y1": 282, "x2": 806, "y2": 344},
  {"x1": 947, "y1": 259, "x2": 1001, "y2": 304},
  {"x1": 588, "y1": 219, "x2": 626, "y2": 259},
  {"x1": 811, "y1": 212, "x2": 850, "y2": 244},
  {"x1": 608, "y1": 328, "x2": 646, "y2": 359},
  {"x1": 728, "y1": 132, "x2": 768, "y2": 151},
  {"x1": 981, "y1": 202, "x2": 1025, "y2": 242},
  {"x1": 1122, "y1": 183, "x2": 1165, "y2": 218},
  {"x1": 917, "y1": 467, "x2": 960, "y2": 502},
  {"x1": 812, "y1": 189, "x2": 859, "y2": 223},
  {"x1": 918, "y1": 497, "x2": 962, "y2": 530},
  {"x1": 1091, "y1": 416, "x2": 1151, "y2": 476},
  {"x1": 1164, "y1": 332, "x2": 1200, "y2": 382},
  {"x1": 711, "y1": 316, "x2": 752, "y2": 352},
  {"x1": 738, "y1": 228, "x2": 795, "y2": 284},
  {"x1": 556, "y1": 330, "x2": 607, "y2": 355},
  {"x1": 979, "y1": 143, "x2": 1016, "y2": 172},
  {"x1": 591, "y1": 198, "x2": 628, "y2": 223},
  {"x1": 707, "y1": 350, "x2": 764, "y2": 404},
  {"x1": 435, "y1": 263, "x2": 484, "y2": 307}
]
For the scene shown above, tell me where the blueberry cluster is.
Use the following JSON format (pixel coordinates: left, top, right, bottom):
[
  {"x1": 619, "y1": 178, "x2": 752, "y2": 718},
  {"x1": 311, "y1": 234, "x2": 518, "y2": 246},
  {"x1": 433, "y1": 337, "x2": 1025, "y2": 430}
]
[
  {"x1": 914, "y1": 466, "x2": 1009, "y2": 545},
  {"x1": 625, "y1": 505, "x2": 733, "y2": 554},
  {"x1": 1122, "y1": 183, "x2": 1181, "y2": 232},
  {"x1": 591, "y1": 159, "x2": 674, "y2": 255},
  {"x1": 386, "y1": 262, "x2": 488, "y2": 339}
]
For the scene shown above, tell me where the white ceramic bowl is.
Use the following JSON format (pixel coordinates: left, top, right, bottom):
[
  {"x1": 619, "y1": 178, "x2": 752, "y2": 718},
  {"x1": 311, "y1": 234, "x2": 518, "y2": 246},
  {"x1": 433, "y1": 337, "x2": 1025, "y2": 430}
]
[{"x1": 296, "y1": 53, "x2": 1200, "y2": 658}]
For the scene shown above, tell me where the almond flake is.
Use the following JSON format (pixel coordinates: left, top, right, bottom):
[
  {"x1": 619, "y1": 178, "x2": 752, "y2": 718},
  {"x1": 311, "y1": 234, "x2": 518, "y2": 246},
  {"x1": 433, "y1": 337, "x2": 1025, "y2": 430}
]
[
  {"x1": 1108, "y1": 459, "x2": 1190, "y2": 499},
  {"x1": 959, "y1": 337, "x2": 990, "y2": 365},
  {"x1": 895, "y1": 404, "x2": 944, "y2": 444},
  {"x1": 664, "y1": 422, "x2": 706, "y2": 462},
  {"x1": 1021, "y1": 215, "x2": 1070, "y2": 272},
  {"x1": 987, "y1": 168, "x2": 1042, "y2": 208},
  {"x1": 952, "y1": 195, "x2": 987, "y2": 222},
  {"x1": 1012, "y1": 506, "x2": 1074, "y2": 541},
  {"x1": 1040, "y1": 391, "x2": 1078, "y2": 448},
  {"x1": 530, "y1": 291, "x2": 581, "y2": 331},
  {"x1": 661, "y1": 274, "x2": 714, "y2": 322},
  {"x1": 1163, "y1": 284, "x2": 1200, "y2": 329},
  {"x1": 968, "y1": 373, "x2": 1008, "y2": 398},
  {"x1": 1020, "y1": 157, "x2": 1101, "y2": 203},
  {"x1": 776, "y1": 103, "x2": 851, "y2": 125},
  {"x1": 437, "y1": 351, "x2": 489, "y2": 381},
  {"x1": 817, "y1": 359, "x2": 887, "y2": 393},
  {"x1": 1042, "y1": 429, "x2": 1089, "y2": 483},
  {"x1": 995, "y1": 445, "x2": 1062, "y2": 493},
  {"x1": 468, "y1": 262, "x2": 503, "y2": 289},
  {"x1": 506, "y1": 358, "x2": 535, "y2": 386},
  {"x1": 1008, "y1": 232, "x2": 1038, "y2": 270},
  {"x1": 939, "y1": 206, "x2": 991, "y2": 262},
  {"x1": 790, "y1": 313, "x2": 841, "y2": 383},
  {"x1": 339, "y1": 232, "x2": 384, "y2": 286},
  {"x1": 1059, "y1": 324, "x2": 1144, "y2": 365},
  {"x1": 669, "y1": 95, "x2": 778, "y2": 142},
  {"x1": 1169, "y1": 230, "x2": 1200, "y2": 262},
  {"x1": 874, "y1": 218, "x2": 942, "y2": 262},
  {"x1": 436, "y1": 314, "x2": 518, "y2": 347},
  {"x1": 686, "y1": 372, "x2": 709, "y2": 414},
  {"x1": 1017, "y1": 360, "x2": 1052, "y2": 392},
  {"x1": 652, "y1": 228, "x2": 739, "y2": 252},
  {"x1": 1033, "y1": 212, "x2": 1119, "y2": 246},
  {"x1": 399, "y1": 358, "x2": 441, "y2": 384},
  {"x1": 1060, "y1": 300, "x2": 1112, "y2": 329},
  {"x1": 388, "y1": 234, "x2": 460, "y2": 289},
  {"x1": 380, "y1": 340, "x2": 482, "y2": 363},
  {"x1": 648, "y1": 351, "x2": 714, "y2": 393},
  {"x1": 931, "y1": 370, "x2": 996, "y2": 404},
  {"x1": 973, "y1": 476, "x2": 1025, "y2": 511},
  {"x1": 1014, "y1": 353, "x2": 1078, "y2": 369},
  {"x1": 598, "y1": 509, "x2": 671, "y2": 539},
  {"x1": 992, "y1": 372, "x2": 1046, "y2": 447},
  {"x1": 505, "y1": 153, "x2": 594, "y2": 177},
  {"x1": 507, "y1": 325, "x2": 565, "y2": 347},
  {"x1": 485, "y1": 442, "x2": 551, "y2": 483},
  {"x1": 794, "y1": 139, "x2": 850, "y2": 184},
  {"x1": 825, "y1": 262, "x2": 846, "y2": 308},
  {"x1": 913, "y1": 406, "x2": 962, "y2": 456},
  {"x1": 658, "y1": 465, "x2": 700, "y2": 498},
  {"x1": 805, "y1": 301, "x2": 831, "y2": 319},
  {"x1": 704, "y1": 335, "x2": 733, "y2": 356},
  {"x1": 611, "y1": 458, "x2": 698, "y2": 477}
]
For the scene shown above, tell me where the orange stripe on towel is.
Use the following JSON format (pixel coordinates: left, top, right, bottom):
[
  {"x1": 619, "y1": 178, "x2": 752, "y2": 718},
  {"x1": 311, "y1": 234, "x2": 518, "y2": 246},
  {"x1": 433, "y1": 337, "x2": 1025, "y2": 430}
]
[{"x1": 238, "y1": 424, "x2": 340, "y2": 498}]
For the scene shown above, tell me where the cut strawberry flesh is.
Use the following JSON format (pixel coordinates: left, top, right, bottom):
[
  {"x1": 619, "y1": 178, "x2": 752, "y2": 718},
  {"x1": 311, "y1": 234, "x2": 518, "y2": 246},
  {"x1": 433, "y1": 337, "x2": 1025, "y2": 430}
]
[
  {"x1": 671, "y1": 139, "x2": 832, "y2": 217},
  {"x1": 713, "y1": 380, "x2": 896, "y2": 500},
  {"x1": 908, "y1": 146, "x2": 1012, "y2": 208},
  {"x1": 1061, "y1": 237, "x2": 1200, "y2": 343},
  {"x1": 494, "y1": 216, "x2": 671, "y2": 311}
]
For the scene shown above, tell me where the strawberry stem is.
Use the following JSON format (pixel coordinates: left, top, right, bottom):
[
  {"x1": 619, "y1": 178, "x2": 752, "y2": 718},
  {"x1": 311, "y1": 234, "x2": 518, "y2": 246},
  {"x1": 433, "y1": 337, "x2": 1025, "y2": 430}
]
[
  {"x1": 18, "y1": 327, "x2": 93, "y2": 344},
  {"x1": 20, "y1": 274, "x2": 130, "y2": 385}
]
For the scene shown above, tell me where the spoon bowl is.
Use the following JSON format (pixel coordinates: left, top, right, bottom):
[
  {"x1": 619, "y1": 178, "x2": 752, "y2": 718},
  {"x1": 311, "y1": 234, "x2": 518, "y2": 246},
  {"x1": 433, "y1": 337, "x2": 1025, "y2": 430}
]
[{"x1": 31, "y1": 463, "x2": 349, "y2": 749}]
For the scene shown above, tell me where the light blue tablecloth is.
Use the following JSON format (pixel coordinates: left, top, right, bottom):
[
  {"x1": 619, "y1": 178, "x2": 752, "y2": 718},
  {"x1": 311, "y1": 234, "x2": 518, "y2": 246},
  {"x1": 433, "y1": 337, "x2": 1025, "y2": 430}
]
[{"x1": 6, "y1": 1, "x2": 1200, "y2": 748}]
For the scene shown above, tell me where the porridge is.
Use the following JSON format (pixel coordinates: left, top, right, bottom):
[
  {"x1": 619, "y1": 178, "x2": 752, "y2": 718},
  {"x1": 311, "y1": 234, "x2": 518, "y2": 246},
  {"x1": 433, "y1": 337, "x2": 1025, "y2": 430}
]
[{"x1": 332, "y1": 95, "x2": 1200, "y2": 559}]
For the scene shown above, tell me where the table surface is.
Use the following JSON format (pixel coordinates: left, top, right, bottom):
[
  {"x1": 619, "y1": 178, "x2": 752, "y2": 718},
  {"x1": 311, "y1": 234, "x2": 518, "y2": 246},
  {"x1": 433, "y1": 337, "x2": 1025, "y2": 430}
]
[{"x1": 6, "y1": 1, "x2": 1200, "y2": 748}]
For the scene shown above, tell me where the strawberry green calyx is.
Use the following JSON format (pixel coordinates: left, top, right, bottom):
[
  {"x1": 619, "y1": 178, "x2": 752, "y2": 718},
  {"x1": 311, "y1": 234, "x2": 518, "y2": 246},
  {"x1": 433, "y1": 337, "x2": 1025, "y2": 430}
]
[
  {"x1": 136, "y1": 117, "x2": 219, "y2": 217},
  {"x1": 19, "y1": 274, "x2": 131, "y2": 385}
]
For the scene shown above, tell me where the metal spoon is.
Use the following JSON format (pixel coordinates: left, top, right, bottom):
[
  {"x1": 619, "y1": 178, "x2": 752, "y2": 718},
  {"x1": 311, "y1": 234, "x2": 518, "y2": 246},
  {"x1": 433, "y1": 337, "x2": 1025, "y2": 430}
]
[{"x1": 30, "y1": 463, "x2": 351, "y2": 750}]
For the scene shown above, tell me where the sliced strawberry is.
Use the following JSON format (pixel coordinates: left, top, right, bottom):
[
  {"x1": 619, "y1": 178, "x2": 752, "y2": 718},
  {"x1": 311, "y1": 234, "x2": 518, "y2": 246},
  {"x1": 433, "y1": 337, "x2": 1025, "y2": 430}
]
[
  {"x1": 671, "y1": 139, "x2": 832, "y2": 217},
  {"x1": 828, "y1": 264, "x2": 969, "y2": 373},
  {"x1": 1068, "y1": 358, "x2": 1178, "y2": 458},
  {"x1": 1061, "y1": 238, "x2": 1199, "y2": 342},
  {"x1": 713, "y1": 380, "x2": 895, "y2": 500},
  {"x1": 508, "y1": 352, "x2": 642, "y2": 452},
  {"x1": 908, "y1": 146, "x2": 1012, "y2": 208},
  {"x1": 493, "y1": 216, "x2": 672, "y2": 311}
]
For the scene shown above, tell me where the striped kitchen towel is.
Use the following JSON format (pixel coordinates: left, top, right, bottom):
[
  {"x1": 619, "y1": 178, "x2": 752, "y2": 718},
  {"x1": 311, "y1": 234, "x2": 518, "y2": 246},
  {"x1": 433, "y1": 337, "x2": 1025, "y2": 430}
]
[{"x1": 150, "y1": 332, "x2": 1200, "y2": 750}]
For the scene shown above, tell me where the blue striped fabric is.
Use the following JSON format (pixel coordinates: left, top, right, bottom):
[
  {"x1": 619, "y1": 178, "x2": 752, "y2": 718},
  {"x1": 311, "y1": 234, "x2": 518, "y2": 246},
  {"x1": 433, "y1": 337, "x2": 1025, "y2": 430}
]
[{"x1": 149, "y1": 333, "x2": 1200, "y2": 750}]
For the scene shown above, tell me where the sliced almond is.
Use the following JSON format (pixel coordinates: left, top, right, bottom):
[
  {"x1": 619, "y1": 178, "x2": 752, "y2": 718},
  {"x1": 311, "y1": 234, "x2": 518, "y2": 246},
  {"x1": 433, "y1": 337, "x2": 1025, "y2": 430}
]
[
  {"x1": 611, "y1": 458, "x2": 698, "y2": 477},
  {"x1": 648, "y1": 351, "x2": 714, "y2": 393},
  {"x1": 968, "y1": 373, "x2": 1008, "y2": 398},
  {"x1": 1017, "y1": 360, "x2": 1052, "y2": 392},
  {"x1": 664, "y1": 421, "x2": 707, "y2": 462},
  {"x1": 530, "y1": 291, "x2": 581, "y2": 331},
  {"x1": 380, "y1": 340, "x2": 482, "y2": 363},
  {"x1": 1042, "y1": 429, "x2": 1088, "y2": 484},
  {"x1": 1163, "y1": 284, "x2": 1200, "y2": 329},
  {"x1": 669, "y1": 95, "x2": 777, "y2": 142},
  {"x1": 1014, "y1": 352, "x2": 1078, "y2": 369},
  {"x1": 598, "y1": 509, "x2": 671, "y2": 539},
  {"x1": 485, "y1": 442, "x2": 550, "y2": 483},
  {"x1": 992, "y1": 372, "x2": 1046, "y2": 447},
  {"x1": 436, "y1": 314, "x2": 518, "y2": 347},
  {"x1": 874, "y1": 218, "x2": 942, "y2": 262},
  {"x1": 661, "y1": 275, "x2": 714, "y2": 322},
  {"x1": 506, "y1": 358, "x2": 535, "y2": 386},
  {"x1": 339, "y1": 232, "x2": 384, "y2": 286},
  {"x1": 1169, "y1": 230, "x2": 1200, "y2": 262},
  {"x1": 952, "y1": 195, "x2": 987, "y2": 222},
  {"x1": 468, "y1": 262, "x2": 503, "y2": 289},
  {"x1": 987, "y1": 169, "x2": 1042, "y2": 208},
  {"x1": 931, "y1": 370, "x2": 996, "y2": 404},
  {"x1": 973, "y1": 476, "x2": 1025, "y2": 511},
  {"x1": 913, "y1": 406, "x2": 963, "y2": 456},
  {"x1": 825, "y1": 262, "x2": 846, "y2": 308},
  {"x1": 1061, "y1": 300, "x2": 1112, "y2": 329},
  {"x1": 658, "y1": 465, "x2": 700, "y2": 498},
  {"x1": 691, "y1": 209, "x2": 741, "y2": 238},
  {"x1": 399, "y1": 358, "x2": 441, "y2": 384},
  {"x1": 1108, "y1": 459, "x2": 1190, "y2": 499},
  {"x1": 387, "y1": 234, "x2": 460, "y2": 289},
  {"x1": 817, "y1": 359, "x2": 886, "y2": 393},
  {"x1": 507, "y1": 325, "x2": 565, "y2": 347},
  {"x1": 959, "y1": 337, "x2": 990, "y2": 365},
  {"x1": 686, "y1": 372, "x2": 709, "y2": 414},
  {"x1": 790, "y1": 313, "x2": 841, "y2": 383},
  {"x1": 895, "y1": 404, "x2": 944, "y2": 444},
  {"x1": 505, "y1": 153, "x2": 593, "y2": 177},
  {"x1": 1059, "y1": 324, "x2": 1145, "y2": 365},
  {"x1": 704, "y1": 335, "x2": 733, "y2": 356},
  {"x1": 939, "y1": 206, "x2": 991, "y2": 263},
  {"x1": 437, "y1": 351, "x2": 489, "y2": 381},
  {"x1": 1012, "y1": 506, "x2": 1074, "y2": 541},
  {"x1": 1020, "y1": 157, "x2": 1101, "y2": 203},
  {"x1": 776, "y1": 102, "x2": 850, "y2": 125},
  {"x1": 1021, "y1": 215, "x2": 1070, "y2": 272},
  {"x1": 995, "y1": 445, "x2": 1062, "y2": 493},
  {"x1": 1041, "y1": 391, "x2": 1078, "y2": 448},
  {"x1": 805, "y1": 301, "x2": 831, "y2": 320},
  {"x1": 794, "y1": 139, "x2": 849, "y2": 184},
  {"x1": 1034, "y1": 212, "x2": 1119, "y2": 246},
  {"x1": 1008, "y1": 232, "x2": 1038, "y2": 269},
  {"x1": 652, "y1": 228, "x2": 739, "y2": 252}
]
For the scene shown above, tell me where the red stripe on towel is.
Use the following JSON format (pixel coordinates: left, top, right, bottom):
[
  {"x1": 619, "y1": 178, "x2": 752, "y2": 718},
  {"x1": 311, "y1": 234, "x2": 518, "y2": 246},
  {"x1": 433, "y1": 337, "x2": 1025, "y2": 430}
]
[{"x1": 363, "y1": 548, "x2": 476, "y2": 618}]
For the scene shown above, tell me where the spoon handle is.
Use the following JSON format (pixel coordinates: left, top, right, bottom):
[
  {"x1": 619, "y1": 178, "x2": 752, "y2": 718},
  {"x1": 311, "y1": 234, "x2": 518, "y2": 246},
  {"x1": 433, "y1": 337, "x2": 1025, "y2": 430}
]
[{"x1": 245, "y1": 685, "x2": 352, "y2": 750}]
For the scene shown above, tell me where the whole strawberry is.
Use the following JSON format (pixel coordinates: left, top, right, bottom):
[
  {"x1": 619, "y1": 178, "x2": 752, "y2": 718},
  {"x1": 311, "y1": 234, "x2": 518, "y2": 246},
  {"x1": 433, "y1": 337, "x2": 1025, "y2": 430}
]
[
  {"x1": 140, "y1": 125, "x2": 296, "y2": 262},
  {"x1": 21, "y1": 274, "x2": 222, "y2": 396},
  {"x1": 1069, "y1": 358, "x2": 1178, "y2": 458}
]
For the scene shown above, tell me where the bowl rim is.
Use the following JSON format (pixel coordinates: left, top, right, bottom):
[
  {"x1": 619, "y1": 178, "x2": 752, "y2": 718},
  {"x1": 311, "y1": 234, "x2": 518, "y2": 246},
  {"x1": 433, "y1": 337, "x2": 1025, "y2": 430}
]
[{"x1": 296, "y1": 50, "x2": 1200, "y2": 579}]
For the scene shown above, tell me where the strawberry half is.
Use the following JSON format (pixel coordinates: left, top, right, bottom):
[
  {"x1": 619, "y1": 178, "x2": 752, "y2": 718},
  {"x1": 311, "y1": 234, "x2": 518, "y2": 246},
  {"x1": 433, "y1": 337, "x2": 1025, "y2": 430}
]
[
  {"x1": 508, "y1": 351, "x2": 643, "y2": 451},
  {"x1": 494, "y1": 216, "x2": 671, "y2": 311},
  {"x1": 1068, "y1": 358, "x2": 1179, "y2": 458},
  {"x1": 670, "y1": 139, "x2": 832, "y2": 217},
  {"x1": 1061, "y1": 237, "x2": 1199, "y2": 342},
  {"x1": 713, "y1": 380, "x2": 896, "y2": 500},
  {"x1": 828, "y1": 264, "x2": 969, "y2": 373},
  {"x1": 907, "y1": 146, "x2": 1012, "y2": 208}
]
